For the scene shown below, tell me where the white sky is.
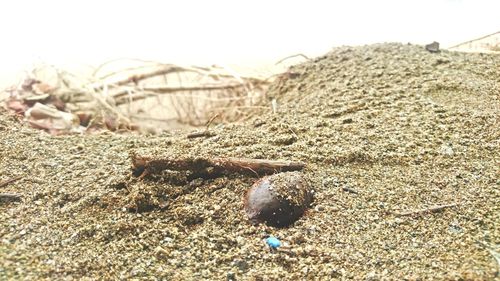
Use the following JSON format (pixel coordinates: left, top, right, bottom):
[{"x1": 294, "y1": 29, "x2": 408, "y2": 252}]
[{"x1": 0, "y1": 0, "x2": 499, "y2": 87}]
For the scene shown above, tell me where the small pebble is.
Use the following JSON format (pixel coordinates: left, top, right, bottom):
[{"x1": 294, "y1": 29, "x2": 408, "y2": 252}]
[
  {"x1": 314, "y1": 205, "x2": 325, "y2": 212},
  {"x1": 439, "y1": 144, "x2": 454, "y2": 156},
  {"x1": 266, "y1": 236, "x2": 281, "y2": 249},
  {"x1": 244, "y1": 172, "x2": 313, "y2": 227},
  {"x1": 226, "y1": 271, "x2": 236, "y2": 280},
  {"x1": 425, "y1": 41, "x2": 440, "y2": 53}
]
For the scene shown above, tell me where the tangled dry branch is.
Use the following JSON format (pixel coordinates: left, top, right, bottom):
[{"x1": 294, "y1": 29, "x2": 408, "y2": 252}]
[{"x1": 2, "y1": 61, "x2": 272, "y2": 134}]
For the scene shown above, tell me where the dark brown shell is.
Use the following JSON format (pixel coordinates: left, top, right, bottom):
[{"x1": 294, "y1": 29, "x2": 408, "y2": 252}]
[{"x1": 244, "y1": 172, "x2": 313, "y2": 227}]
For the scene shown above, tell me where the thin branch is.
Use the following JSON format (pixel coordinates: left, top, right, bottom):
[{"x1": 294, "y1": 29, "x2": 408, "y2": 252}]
[
  {"x1": 129, "y1": 115, "x2": 178, "y2": 122},
  {"x1": 394, "y1": 203, "x2": 460, "y2": 217},
  {"x1": 113, "y1": 91, "x2": 256, "y2": 106},
  {"x1": 209, "y1": 105, "x2": 270, "y2": 111},
  {"x1": 131, "y1": 154, "x2": 306, "y2": 179},
  {"x1": 91, "y1": 65, "x2": 196, "y2": 89},
  {"x1": 86, "y1": 87, "x2": 132, "y2": 125},
  {"x1": 0, "y1": 176, "x2": 22, "y2": 188},
  {"x1": 342, "y1": 186, "x2": 358, "y2": 194},
  {"x1": 205, "y1": 113, "x2": 220, "y2": 130},
  {"x1": 186, "y1": 113, "x2": 219, "y2": 139},
  {"x1": 92, "y1": 58, "x2": 167, "y2": 78},
  {"x1": 448, "y1": 31, "x2": 500, "y2": 49},
  {"x1": 186, "y1": 130, "x2": 215, "y2": 139},
  {"x1": 275, "y1": 53, "x2": 310, "y2": 65},
  {"x1": 112, "y1": 83, "x2": 250, "y2": 99}
]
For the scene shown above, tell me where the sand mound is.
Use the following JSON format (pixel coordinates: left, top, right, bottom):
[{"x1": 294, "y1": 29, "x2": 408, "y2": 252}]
[{"x1": 1, "y1": 43, "x2": 499, "y2": 279}]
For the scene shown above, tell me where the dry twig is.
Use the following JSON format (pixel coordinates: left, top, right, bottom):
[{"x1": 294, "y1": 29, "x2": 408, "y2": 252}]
[
  {"x1": 0, "y1": 176, "x2": 22, "y2": 188},
  {"x1": 342, "y1": 186, "x2": 358, "y2": 194},
  {"x1": 205, "y1": 113, "x2": 220, "y2": 129},
  {"x1": 275, "y1": 53, "x2": 310, "y2": 65},
  {"x1": 113, "y1": 84, "x2": 248, "y2": 99},
  {"x1": 92, "y1": 65, "x2": 189, "y2": 89},
  {"x1": 132, "y1": 154, "x2": 305, "y2": 179},
  {"x1": 186, "y1": 130, "x2": 215, "y2": 139},
  {"x1": 186, "y1": 114, "x2": 220, "y2": 139},
  {"x1": 394, "y1": 203, "x2": 460, "y2": 217}
]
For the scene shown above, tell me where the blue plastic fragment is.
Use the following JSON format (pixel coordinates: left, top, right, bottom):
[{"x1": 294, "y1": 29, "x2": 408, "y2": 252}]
[{"x1": 265, "y1": 236, "x2": 281, "y2": 249}]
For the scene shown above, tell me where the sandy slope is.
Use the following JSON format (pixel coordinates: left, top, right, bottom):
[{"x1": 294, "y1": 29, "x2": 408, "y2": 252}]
[{"x1": 1, "y1": 43, "x2": 499, "y2": 280}]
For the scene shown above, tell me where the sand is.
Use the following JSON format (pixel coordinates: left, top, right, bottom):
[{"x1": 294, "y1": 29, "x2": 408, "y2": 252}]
[{"x1": 1, "y1": 43, "x2": 499, "y2": 280}]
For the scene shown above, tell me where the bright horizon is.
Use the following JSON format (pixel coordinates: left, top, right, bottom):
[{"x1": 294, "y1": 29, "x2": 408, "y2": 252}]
[{"x1": 1, "y1": 0, "x2": 499, "y2": 88}]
